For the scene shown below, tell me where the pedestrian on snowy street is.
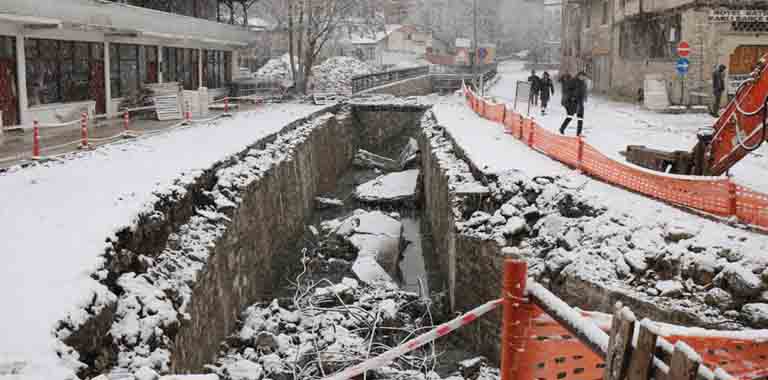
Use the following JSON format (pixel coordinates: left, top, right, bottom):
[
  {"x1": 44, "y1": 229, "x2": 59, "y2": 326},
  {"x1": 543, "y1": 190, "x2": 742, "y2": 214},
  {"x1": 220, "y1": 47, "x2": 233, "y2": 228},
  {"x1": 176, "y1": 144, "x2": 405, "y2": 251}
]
[
  {"x1": 558, "y1": 72, "x2": 572, "y2": 108},
  {"x1": 559, "y1": 71, "x2": 588, "y2": 136},
  {"x1": 539, "y1": 72, "x2": 555, "y2": 115},
  {"x1": 528, "y1": 70, "x2": 541, "y2": 106},
  {"x1": 712, "y1": 64, "x2": 726, "y2": 117}
]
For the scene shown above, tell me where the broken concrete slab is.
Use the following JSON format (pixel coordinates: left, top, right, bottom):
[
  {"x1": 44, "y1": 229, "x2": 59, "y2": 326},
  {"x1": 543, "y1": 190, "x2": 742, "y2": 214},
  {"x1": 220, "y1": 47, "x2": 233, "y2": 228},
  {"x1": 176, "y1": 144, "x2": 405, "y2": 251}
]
[
  {"x1": 332, "y1": 210, "x2": 405, "y2": 283},
  {"x1": 353, "y1": 149, "x2": 400, "y2": 171},
  {"x1": 354, "y1": 170, "x2": 420, "y2": 205}
]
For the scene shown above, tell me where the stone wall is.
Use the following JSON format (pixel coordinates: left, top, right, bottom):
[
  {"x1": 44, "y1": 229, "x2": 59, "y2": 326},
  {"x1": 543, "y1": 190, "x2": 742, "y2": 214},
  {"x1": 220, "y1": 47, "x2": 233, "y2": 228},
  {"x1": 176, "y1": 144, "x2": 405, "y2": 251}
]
[
  {"x1": 172, "y1": 111, "x2": 358, "y2": 372},
  {"x1": 353, "y1": 104, "x2": 428, "y2": 156},
  {"x1": 418, "y1": 112, "x2": 504, "y2": 363},
  {"x1": 60, "y1": 103, "x2": 433, "y2": 377}
]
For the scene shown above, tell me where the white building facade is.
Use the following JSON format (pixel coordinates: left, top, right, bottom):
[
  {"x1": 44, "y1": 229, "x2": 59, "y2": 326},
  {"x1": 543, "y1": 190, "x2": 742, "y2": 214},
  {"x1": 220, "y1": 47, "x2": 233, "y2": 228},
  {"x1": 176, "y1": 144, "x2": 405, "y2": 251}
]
[{"x1": 0, "y1": 0, "x2": 254, "y2": 127}]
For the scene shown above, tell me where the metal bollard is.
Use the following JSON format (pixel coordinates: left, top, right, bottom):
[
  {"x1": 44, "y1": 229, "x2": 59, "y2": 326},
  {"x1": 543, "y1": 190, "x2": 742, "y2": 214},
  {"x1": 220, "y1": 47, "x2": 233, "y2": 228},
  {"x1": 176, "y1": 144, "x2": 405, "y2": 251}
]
[
  {"x1": 32, "y1": 121, "x2": 41, "y2": 159},
  {"x1": 80, "y1": 112, "x2": 89, "y2": 148}
]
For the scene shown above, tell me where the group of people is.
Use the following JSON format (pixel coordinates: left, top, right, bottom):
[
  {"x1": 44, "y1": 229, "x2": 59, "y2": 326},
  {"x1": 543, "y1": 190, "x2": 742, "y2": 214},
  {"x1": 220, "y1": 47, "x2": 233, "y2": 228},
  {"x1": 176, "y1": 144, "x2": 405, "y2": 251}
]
[
  {"x1": 527, "y1": 69, "x2": 589, "y2": 136},
  {"x1": 519, "y1": 62, "x2": 730, "y2": 139}
]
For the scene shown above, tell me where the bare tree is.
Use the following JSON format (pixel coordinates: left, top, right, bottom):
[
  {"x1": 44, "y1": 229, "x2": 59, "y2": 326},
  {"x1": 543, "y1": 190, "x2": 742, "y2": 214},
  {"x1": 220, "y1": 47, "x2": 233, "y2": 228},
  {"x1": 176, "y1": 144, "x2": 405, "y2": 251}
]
[
  {"x1": 217, "y1": 0, "x2": 260, "y2": 25},
  {"x1": 285, "y1": 0, "x2": 357, "y2": 94}
]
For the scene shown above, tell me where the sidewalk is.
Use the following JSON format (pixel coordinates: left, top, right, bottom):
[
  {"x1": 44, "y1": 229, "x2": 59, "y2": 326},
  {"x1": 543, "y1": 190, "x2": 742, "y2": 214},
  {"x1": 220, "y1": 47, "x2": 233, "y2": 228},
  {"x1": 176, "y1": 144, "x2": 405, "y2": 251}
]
[
  {"x1": 0, "y1": 102, "x2": 326, "y2": 379},
  {"x1": 0, "y1": 102, "x2": 265, "y2": 168},
  {"x1": 489, "y1": 61, "x2": 768, "y2": 193}
]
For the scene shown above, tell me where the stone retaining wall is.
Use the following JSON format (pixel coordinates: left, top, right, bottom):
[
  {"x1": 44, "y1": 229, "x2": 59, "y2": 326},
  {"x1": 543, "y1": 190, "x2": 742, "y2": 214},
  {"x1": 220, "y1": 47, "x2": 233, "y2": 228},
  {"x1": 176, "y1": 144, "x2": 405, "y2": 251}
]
[{"x1": 418, "y1": 112, "x2": 504, "y2": 362}]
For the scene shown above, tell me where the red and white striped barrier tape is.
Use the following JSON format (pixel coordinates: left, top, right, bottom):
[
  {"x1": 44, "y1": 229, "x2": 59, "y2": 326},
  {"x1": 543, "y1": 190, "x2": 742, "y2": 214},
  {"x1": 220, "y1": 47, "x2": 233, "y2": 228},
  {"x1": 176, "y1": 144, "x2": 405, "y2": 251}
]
[{"x1": 320, "y1": 298, "x2": 503, "y2": 380}]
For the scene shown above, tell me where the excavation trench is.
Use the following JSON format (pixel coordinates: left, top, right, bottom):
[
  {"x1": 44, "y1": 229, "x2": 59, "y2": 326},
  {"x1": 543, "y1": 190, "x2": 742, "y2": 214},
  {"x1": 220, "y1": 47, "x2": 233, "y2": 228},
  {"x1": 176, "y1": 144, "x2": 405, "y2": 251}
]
[
  {"x1": 62, "y1": 102, "x2": 477, "y2": 379},
  {"x1": 61, "y1": 99, "x2": 762, "y2": 380}
]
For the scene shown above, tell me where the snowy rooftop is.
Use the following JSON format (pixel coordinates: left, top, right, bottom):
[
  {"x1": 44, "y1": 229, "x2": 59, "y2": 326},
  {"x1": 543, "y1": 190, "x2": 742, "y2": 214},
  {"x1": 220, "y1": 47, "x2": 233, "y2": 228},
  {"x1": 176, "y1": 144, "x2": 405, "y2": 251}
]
[{"x1": 0, "y1": 104, "x2": 325, "y2": 379}]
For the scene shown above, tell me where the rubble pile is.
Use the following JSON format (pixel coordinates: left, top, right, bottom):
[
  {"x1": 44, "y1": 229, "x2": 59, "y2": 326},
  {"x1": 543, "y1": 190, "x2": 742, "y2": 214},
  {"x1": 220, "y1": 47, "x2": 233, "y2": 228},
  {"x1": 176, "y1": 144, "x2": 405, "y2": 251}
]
[
  {"x1": 255, "y1": 54, "x2": 296, "y2": 87},
  {"x1": 255, "y1": 55, "x2": 376, "y2": 95},
  {"x1": 211, "y1": 275, "x2": 497, "y2": 380},
  {"x1": 465, "y1": 169, "x2": 768, "y2": 328},
  {"x1": 317, "y1": 209, "x2": 405, "y2": 285},
  {"x1": 311, "y1": 57, "x2": 376, "y2": 95}
]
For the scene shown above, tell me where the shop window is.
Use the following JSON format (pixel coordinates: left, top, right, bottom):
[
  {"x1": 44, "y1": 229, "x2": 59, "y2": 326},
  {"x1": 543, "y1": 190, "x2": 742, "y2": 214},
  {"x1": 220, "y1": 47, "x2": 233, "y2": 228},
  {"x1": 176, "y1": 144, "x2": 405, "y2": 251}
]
[
  {"x1": 0, "y1": 36, "x2": 18, "y2": 126},
  {"x1": 110, "y1": 44, "x2": 158, "y2": 98},
  {"x1": 164, "y1": 47, "x2": 199, "y2": 90},
  {"x1": 205, "y1": 50, "x2": 230, "y2": 89},
  {"x1": 25, "y1": 38, "x2": 102, "y2": 106}
]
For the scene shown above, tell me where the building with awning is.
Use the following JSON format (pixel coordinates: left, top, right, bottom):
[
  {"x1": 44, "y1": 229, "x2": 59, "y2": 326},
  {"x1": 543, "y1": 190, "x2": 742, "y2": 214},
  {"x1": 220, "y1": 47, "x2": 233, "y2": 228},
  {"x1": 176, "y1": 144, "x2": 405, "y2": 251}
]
[{"x1": 0, "y1": 0, "x2": 255, "y2": 128}]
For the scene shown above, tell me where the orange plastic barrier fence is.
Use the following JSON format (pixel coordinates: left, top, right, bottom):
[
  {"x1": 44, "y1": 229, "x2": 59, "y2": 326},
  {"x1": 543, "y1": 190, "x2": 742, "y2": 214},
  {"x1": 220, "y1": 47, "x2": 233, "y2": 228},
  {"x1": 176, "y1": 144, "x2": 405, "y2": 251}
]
[
  {"x1": 505, "y1": 303, "x2": 768, "y2": 380},
  {"x1": 463, "y1": 86, "x2": 768, "y2": 231},
  {"x1": 500, "y1": 259, "x2": 768, "y2": 380}
]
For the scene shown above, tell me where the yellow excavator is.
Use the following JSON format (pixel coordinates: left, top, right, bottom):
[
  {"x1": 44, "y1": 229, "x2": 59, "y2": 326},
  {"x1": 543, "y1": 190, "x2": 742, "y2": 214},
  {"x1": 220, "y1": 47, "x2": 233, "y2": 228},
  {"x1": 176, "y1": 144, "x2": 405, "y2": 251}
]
[{"x1": 626, "y1": 53, "x2": 768, "y2": 176}]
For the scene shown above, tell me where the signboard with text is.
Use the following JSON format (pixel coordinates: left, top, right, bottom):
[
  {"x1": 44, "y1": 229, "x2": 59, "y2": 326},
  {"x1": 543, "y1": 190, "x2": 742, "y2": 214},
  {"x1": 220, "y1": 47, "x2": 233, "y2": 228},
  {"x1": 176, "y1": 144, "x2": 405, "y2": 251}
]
[
  {"x1": 455, "y1": 38, "x2": 471, "y2": 48},
  {"x1": 709, "y1": 9, "x2": 768, "y2": 23}
]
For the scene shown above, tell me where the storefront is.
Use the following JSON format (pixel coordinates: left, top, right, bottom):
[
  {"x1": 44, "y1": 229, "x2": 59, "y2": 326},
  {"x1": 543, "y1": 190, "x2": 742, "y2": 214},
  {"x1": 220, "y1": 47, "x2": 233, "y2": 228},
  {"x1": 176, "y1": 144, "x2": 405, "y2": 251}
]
[
  {"x1": 0, "y1": 35, "x2": 17, "y2": 126},
  {"x1": 0, "y1": 0, "x2": 252, "y2": 128}
]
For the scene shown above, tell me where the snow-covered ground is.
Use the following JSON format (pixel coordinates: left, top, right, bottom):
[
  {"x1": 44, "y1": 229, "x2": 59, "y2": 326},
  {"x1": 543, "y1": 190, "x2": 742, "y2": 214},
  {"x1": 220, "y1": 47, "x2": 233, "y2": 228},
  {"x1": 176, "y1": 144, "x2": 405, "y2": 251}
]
[
  {"x1": 0, "y1": 103, "x2": 325, "y2": 379},
  {"x1": 488, "y1": 61, "x2": 768, "y2": 193},
  {"x1": 431, "y1": 91, "x2": 768, "y2": 324}
]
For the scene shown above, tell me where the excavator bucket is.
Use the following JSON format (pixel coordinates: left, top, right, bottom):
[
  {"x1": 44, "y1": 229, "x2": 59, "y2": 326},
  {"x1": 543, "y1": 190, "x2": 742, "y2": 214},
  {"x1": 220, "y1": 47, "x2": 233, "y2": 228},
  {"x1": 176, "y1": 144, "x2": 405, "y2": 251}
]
[
  {"x1": 626, "y1": 53, "x2": 768, "y2": 176},
  {"x1": 625, "y1": 145, "x2": 695, "y2": 174}
]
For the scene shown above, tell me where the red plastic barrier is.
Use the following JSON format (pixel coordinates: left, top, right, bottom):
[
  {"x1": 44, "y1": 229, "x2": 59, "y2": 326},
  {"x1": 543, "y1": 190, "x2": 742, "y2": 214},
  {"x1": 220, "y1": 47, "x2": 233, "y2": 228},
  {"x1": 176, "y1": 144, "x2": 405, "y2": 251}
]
[
  {"x1": 735, "y1": 185, "x2": 768, "y2": 227},
  {"x1": 664, "y1": 336, "x2": 768, "y2": 380},
  {"x1": 463, "y1": 89, "x2": 768, "y2": 230},
  {"x1": 501, "y1": 260, "x2": 767, "y2": 380}
]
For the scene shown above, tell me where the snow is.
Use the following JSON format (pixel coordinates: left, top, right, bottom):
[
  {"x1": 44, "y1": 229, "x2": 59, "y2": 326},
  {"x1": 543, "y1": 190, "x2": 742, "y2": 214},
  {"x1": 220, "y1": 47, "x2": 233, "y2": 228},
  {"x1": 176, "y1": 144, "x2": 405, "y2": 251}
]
[
  {"x1": 254, "y1": 54, "x2": 296, "y2": 87},
  {"x1": 428, "y1": 62, "x2": 768, "y2": 329},
  {"x1": 254, "y1": 55, "x2": 375, "y2": 95},
  {"x1": 311, "y1": 56, "x2": 376, "y2": 95},
  {"x1": 355, "y1": 169, "x2": 420, "y2": 203},
  {"x1": 0, "y1": 103, "x2": 325, "y2": 379},
  {"x1": 488, "y1": 61, "x2": 768, "y2": 194}
]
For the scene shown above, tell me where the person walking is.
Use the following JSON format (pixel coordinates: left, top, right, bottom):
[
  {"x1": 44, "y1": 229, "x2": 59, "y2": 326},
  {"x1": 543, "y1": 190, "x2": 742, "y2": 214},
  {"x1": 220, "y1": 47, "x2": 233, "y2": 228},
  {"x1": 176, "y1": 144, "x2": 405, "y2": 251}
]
[
  {"x1": 528, "y1": 70, "x2": 541, "y2": 106},
  {"x1": 559, "y1": 71, "x2": 588, "y2": 136},
  {"x1": 539, "y1": 72, "x2": 555, "y2": 115},
  {"x1": 712, "y1": 64, "x2": 726, "y2": 117},
  {"x1": 558, "y1": 72, "x2": 572, "y2": 108}
]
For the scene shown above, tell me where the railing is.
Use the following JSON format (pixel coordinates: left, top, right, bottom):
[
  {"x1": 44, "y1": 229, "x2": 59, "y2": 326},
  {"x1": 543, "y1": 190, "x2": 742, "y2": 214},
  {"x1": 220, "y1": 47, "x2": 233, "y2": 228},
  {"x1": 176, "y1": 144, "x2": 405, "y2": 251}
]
[
  {"x1": 351, "y1": 66, "x2": 430, "y2": 93},
  {"x1": 351, "y1": 63, "x2": 499, "y2": 94}
]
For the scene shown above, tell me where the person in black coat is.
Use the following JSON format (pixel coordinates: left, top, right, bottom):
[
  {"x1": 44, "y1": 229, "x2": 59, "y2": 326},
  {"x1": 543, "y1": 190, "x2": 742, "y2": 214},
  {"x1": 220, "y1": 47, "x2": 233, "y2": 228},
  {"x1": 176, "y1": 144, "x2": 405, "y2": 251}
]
[
  {"x1": 528, "y1": 70, "x2": 541, "y2": 106},
  {"x1": 539, "y1": 71, "x2": 555, "y2": 115},
  {"x1": 559, "y1": 71, "x2": 588, "y2": 136},
  {"x1": 558, "y1": 72, "x2": 572, "y2": 107},
  {"x1": 712, "y1": 64, "x2": 726, "y2": 117}
]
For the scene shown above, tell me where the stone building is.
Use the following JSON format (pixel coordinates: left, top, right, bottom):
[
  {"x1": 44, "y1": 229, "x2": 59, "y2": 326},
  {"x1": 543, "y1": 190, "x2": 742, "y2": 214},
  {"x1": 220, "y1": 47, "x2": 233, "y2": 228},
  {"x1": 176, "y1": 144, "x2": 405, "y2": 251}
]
[
  {"x1": 561, "y1": 0, "x2": 768, "y2": 103},
  {"x1": 0, "y1": 0, "x2": 253, "y2": 128}
]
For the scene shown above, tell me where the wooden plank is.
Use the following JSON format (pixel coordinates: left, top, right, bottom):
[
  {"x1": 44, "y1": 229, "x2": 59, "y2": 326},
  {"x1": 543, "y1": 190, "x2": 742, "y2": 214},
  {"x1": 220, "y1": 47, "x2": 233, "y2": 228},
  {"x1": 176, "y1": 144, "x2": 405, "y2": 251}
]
[
  {"x1": 154, "y1": 94, "x2": 183, "y2": 121},
  {"x1": 627, "y1": 319, "x2": 658, "y2": 380},
  {"x1": 668, "y1": 342, "x2": 701, "y2": 380},
  {"x1": 603, "y1": 303, "x2": 636, "y2": 380}
]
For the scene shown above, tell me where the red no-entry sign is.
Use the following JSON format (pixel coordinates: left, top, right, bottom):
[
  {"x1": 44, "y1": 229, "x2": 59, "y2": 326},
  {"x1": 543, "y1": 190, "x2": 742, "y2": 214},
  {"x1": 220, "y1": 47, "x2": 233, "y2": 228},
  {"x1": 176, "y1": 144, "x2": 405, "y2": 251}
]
[{"x1": 678, "y1": 41, "x2": 690, "y2": 57}]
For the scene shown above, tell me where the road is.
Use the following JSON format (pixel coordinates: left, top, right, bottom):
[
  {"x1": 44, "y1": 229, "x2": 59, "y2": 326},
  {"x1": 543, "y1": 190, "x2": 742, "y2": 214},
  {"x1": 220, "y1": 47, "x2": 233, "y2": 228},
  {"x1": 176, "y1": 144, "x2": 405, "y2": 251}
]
[{"x1": 488, "y1": 61, "x2": 768, "y2": 193}]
